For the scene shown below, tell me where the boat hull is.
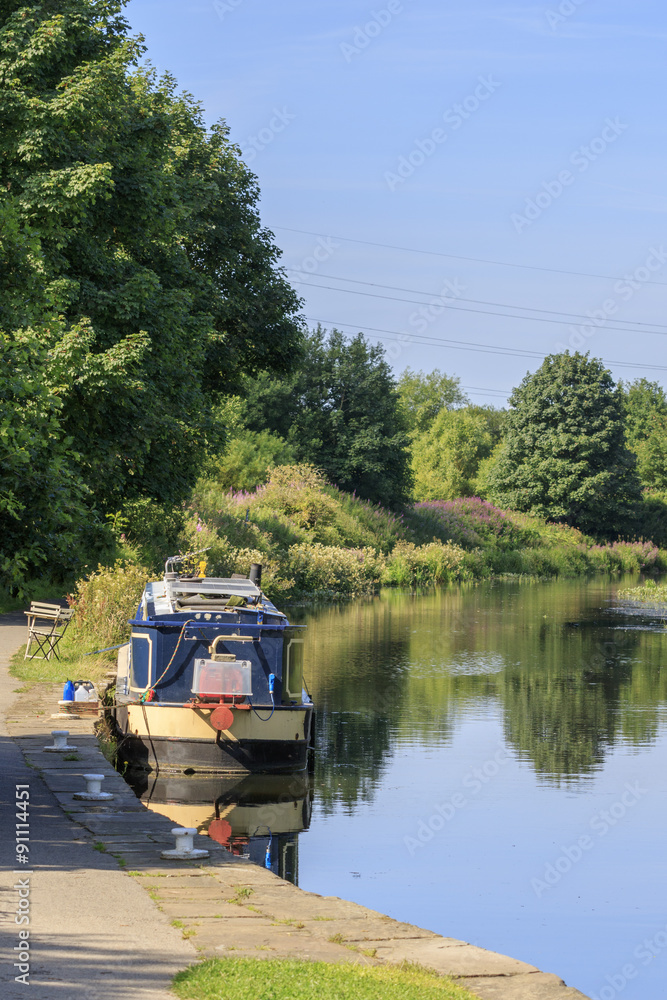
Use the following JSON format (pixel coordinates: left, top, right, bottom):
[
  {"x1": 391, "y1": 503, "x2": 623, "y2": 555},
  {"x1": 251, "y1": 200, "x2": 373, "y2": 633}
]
[{"x1": 113, "y1": 702, "x2": 313, "y2": 775}]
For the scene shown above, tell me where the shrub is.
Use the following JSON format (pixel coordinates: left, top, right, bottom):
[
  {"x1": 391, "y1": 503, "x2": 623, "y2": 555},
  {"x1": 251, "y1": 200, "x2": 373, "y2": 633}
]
[
  {"x1": 69, "y1": 561, "x2": 151, "y2": 649},
  {"x1": 383, "y1": 541, "x2": 467, "y2": 587},
  {"x1": 285, "y1": 543, "x2": 385, "y2": 597}
]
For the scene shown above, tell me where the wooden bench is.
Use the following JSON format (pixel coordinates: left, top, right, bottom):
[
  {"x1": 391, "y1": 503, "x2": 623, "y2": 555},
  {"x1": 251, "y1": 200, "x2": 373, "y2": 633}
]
[{"x1": 24, "y1": 603, "x2": 74, "y2": 661}]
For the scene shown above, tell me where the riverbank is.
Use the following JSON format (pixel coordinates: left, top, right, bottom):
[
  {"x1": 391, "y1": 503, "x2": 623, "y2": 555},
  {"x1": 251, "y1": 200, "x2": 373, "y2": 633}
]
[
  {"x1": 123, "y1": 465, "x2": 665, "y2": 599},
  {"x1": 1, "y1": 614, "x2": 591, "y2": 999}
]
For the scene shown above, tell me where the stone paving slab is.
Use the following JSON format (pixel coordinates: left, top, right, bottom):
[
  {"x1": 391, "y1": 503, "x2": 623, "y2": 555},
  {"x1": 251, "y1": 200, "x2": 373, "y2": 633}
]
[
  {"x1": 461, "y1": 974, "x2": 591, "y2": 1000},
  {"x1": 360, "y1": 938, "x2": 538, "y2": 977}
]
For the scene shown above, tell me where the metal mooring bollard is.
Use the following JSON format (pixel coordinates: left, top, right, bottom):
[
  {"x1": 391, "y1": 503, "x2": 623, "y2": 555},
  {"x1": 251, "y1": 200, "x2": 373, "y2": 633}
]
[
  {"x1": 44, "y1": 730, "x2": 77, "y2": 752},
  {"x1": 73, "y1": 773, "x2": 114, "y2": 801},
  {"x1": 161, "y1": 827, "x2": 209, "y2": 860}
]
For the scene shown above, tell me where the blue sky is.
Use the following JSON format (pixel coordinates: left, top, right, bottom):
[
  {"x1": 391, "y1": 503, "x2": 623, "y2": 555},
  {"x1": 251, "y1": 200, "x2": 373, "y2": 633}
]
[{"x1": 124, "y1": 0, "x2": 667, "y2": 405}]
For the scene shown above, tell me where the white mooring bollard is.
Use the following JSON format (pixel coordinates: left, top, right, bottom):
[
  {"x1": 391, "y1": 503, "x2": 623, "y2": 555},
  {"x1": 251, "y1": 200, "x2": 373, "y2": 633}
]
[
  {"x1": 73, "y1": 774, "x2": 114, "y2": 801},
  {"x1": 44, "y1": 730, "x2": 77, "y2": 752},
  {"x1": 161, "y1": 827, "x2": 209, "y2": 860}
]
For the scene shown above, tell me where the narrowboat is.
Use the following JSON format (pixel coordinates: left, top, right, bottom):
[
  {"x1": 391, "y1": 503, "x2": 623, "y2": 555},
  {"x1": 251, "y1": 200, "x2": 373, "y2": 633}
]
[{"x1": 112, "y1": 556, "x2": 313, "y2": 774}]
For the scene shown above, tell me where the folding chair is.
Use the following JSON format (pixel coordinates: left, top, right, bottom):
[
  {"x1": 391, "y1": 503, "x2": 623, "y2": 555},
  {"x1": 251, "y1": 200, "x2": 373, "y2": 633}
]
[{"x1": 24, "y1": 603, "x2": 74, "y2": 661}]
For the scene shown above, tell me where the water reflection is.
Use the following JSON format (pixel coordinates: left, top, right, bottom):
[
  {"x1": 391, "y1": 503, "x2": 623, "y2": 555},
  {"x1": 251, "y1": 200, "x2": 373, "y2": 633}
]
[
  {"x1": 291, "y1": 577, "x2": 667, "y2": 793},
  {"x1": 129, "y1": 772, "x2": 312, "y2": 884}
]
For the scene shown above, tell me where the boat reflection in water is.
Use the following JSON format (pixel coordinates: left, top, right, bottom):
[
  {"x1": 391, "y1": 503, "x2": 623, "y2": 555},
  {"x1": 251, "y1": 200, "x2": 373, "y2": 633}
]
[{"x1": 128, "y1": 771, "x2": 312, "y2": 885}]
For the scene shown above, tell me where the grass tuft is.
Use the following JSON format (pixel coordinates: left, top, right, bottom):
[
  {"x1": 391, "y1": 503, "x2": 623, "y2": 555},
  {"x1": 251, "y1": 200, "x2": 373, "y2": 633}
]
[{"x1": 172, "y1": 957, "x2": 479, "y2": 1000}]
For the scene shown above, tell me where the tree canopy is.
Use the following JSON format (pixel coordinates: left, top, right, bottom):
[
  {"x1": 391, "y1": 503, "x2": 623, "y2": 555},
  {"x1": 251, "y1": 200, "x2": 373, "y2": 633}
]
[
  {"x1": 487, "y1": 353, "x2": 641, "y2": 536},
  {"x1": 241, "y1": 328, "x2": 413, "y2": 509},
  {"x1": 397, "y1": 368, "x2": 468, "y2": 435},
  {"x1": 411, "y1": 407, "x2": 494, "y2": 501},
  {"x1": 622, "y1": 379, "x2": 667, "y2": 490},
  {"x1": 0, "y1": 0, "x2": 302, "y2": 507},
  {"x1": 0, "y1": 0, "x2": 303, "y2": 588}
]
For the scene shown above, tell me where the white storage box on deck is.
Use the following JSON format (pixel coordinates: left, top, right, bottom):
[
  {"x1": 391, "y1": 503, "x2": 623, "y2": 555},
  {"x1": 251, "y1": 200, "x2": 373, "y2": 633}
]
[{"x1": 192, "y1": 659, "x2": 252, "y2": 697}]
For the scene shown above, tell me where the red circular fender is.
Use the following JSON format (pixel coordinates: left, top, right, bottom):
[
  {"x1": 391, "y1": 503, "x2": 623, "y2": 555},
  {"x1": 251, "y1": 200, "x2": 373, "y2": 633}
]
[{"x1": 210, "y1": 705, "x2": 234, "y2": 732}]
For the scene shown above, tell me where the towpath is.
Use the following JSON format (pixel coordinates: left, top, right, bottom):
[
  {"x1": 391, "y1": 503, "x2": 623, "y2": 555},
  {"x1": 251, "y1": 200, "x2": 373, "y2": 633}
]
[{"x1": 0, "y1": 614, "x2": 590, "y2": 1000}]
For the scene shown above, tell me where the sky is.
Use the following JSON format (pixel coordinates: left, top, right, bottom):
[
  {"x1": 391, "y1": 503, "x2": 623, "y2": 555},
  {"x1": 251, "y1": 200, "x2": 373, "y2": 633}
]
[{"x1": 123, "y1": 0, "x2": 667, "y2": 406}]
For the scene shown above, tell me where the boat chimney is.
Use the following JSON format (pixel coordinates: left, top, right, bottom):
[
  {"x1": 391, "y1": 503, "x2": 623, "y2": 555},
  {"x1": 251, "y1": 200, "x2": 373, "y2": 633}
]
[{"x1": 249, "y1": 562, "x2": 262, "y2": 587}]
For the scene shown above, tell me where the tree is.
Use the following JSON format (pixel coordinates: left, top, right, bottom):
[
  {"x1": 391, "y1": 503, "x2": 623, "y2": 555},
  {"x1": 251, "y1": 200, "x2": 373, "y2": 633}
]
[
  {"x1": 411, "y1": 408, "x2": 493, "y2": 501},
  {"x1": 623, "y1": 379, "x2": 667, "y2": 445},
  {"x1": 397, "y1": 369, "x2": 468, "y2": 435},
  {"x1": 487, "y1": 353, "x2": 641, "y2": 536},
  {"x1": 622, "y1": 379, "x2": 667, "y2": 489},
  {"x1": 241, "y1": 328, "x2": 413, "y2": 509},
  {"x1": 0, "y1": 0, "x2": 302, "y2": 510}
]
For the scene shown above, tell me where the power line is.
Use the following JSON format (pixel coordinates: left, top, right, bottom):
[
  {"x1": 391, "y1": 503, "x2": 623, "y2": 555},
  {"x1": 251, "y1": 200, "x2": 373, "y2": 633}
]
[
  {"x1": 305, "y1": 317, "x2": 667, "y2": 373},
  {"x1": 277, "y1": 226, "x2": 667, "y2": 288},
  {"x1": 298, "y1": 271, "x2": 667, "y2": 333},
  {"x1": 302, "y1": 280, "x2": 667, "y2": 338}
]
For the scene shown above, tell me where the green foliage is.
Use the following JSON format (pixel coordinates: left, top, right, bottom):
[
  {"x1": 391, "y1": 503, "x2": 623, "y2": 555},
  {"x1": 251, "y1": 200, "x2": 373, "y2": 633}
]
[
  {"x1": 411, "y1": 408, "x2": 493, "y2": 501},
  {"x1": 108, "y1": 498, "x2": 185, "y2": 573},
  {"x1": 623, "y1": 378, "x2": 667, "y2": 444},
  {"x1": 619, "y1": 579, "x2": 667, "y2": 605},
  {"x1": 383, "y1": 541, "x2": 468, "y2": 587},
  {"x1": 635, "y1": 490, "x2": 667, "y2": 547},
  {"x1": 241, "y1": 327, "x2": 413, "y2": 510},
  {"x1": 172, "y1": 957, "x2": 476, "y2": 1000},
  {"x1": 622, "y1": 379, "x2": 667, "y2": 490},
  {"x1": 396, "y1": 367, "x2": 468, "y2": 434},
  {"x1": 212, "y1": 429, "x2": 297, "y2": 492},
  {"x1": 70, "y1": 560, "x2": 150, "y2": 648},
  {"x1": 0, "y1": 0, "x2": 302, "y2": 515},
  {"x1": 0, "y1": 327, "x2": 97, "y2": 593},
  {"x1": 488, "y1": 352, "x2": 641, "y2": 537}
]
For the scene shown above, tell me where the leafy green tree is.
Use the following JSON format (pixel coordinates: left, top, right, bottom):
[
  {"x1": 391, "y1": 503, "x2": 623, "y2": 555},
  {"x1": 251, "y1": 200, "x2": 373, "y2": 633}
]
[
  {"x1": 411, "y1": 408, "x2": 493, "y2": 501},
  {"x1": 623, "y1": 379, "x2": 667, "y2": 444},
  {"x1": 487, "y1": 353, "x2": 641, "y2": 536},
  {"x1": 397, "y1": 368, "x2": 468, "y2": 435},
  {"x1": 212, "y1": 430, "x2": 297, "y2": 493},
  {"x1": 0, "y1": 0, "x2": 302, "y2": 510},
  {"x1": 241, "y1": 328, "x2": 413, "y2": 509},
  {"x1": 622, "y1": 379, "x2": 667, "y2": 490}
]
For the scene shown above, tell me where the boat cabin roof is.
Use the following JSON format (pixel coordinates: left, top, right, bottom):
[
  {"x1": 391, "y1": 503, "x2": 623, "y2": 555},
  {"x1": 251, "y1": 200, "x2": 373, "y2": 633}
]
[{"x1": 143, "y1": 576, "x2": 280, "y2": 618}]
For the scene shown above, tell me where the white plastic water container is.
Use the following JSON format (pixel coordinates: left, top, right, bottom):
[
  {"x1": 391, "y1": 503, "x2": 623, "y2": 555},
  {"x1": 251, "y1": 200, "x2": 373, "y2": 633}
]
[{"x1": 74, "y1": 686, "x2": 89, "y2": 702}]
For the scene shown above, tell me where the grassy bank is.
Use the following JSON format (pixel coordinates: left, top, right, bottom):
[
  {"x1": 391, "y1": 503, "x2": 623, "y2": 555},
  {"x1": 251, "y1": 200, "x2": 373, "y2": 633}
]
[{"x1": 143, "y1": 464, "x2": 665, "y2": 598}]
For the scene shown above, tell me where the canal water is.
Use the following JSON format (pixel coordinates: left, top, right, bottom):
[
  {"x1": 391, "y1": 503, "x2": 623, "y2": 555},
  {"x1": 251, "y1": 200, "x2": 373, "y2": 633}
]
[
  {"x1": 293, "y1": 577, "x2": 667, "y2": 1000},
  {"x1": 134, "y1": 576, "x2": 666, "y2": 1000}
]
